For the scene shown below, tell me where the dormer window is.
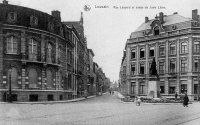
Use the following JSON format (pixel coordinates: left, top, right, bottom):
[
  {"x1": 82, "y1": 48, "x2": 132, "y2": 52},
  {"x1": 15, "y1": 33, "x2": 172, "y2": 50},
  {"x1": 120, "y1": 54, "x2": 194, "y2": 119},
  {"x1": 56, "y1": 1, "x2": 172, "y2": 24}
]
[
  {"x1": 154, "y1": 26, "x2": 160, "y2": 35},
  {"x1": 48, "y1": 22, "x2": 54, "y2": 31},
  {"x1": 30, "y1": 16, "x2": 38, "y2": 26},
  {"x1": 7, "y1": 12, "x2": 17, "y2": 22}
]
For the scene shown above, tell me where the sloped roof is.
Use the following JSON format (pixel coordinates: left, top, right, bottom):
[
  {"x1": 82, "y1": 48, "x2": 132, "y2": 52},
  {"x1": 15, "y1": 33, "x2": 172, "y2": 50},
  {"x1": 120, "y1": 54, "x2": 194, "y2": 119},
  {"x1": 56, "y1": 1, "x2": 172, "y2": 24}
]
[
  {"x1": 134, "y1": 14, "x2": 192, "y2": 32},
  {"x1": 63, "y1": 21, "x2": 83, "y2": 35}
]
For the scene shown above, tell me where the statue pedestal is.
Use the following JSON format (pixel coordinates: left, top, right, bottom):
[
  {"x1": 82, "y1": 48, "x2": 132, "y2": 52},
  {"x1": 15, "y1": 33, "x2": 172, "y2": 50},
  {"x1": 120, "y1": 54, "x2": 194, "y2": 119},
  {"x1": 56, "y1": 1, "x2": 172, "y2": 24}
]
[{"x1": 147, "y1": 78, "x2": 160, "y2": 98}]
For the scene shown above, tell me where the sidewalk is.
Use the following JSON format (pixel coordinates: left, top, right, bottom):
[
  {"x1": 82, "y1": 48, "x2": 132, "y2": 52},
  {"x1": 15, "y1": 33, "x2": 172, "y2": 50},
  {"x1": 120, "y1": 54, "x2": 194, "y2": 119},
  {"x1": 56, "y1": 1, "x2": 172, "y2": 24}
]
[{"x1": 0, "y1": 95, "x2": 97, "y2": 104}]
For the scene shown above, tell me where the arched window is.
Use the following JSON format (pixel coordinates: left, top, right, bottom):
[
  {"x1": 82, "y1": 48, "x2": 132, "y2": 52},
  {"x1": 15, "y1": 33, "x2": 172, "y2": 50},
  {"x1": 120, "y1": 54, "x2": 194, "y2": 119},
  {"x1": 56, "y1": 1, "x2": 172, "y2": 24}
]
[
  {"x1": 7, "y1": 36, "x2": 18, "y2": 54},
  {"x1": 47, "y1": 70, "x2": 54, "y2": 89},
  {"x1": 28, "y1": 68, "x2": 38, "y2": 88},
  {"x1": 154, "y1": 26, "x2": 160, "y2": 35}
]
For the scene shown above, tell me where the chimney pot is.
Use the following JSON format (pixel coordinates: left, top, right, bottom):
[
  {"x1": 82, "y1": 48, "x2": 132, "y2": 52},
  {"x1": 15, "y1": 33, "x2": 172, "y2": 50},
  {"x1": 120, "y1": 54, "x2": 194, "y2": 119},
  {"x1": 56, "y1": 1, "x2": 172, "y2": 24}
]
[
  {"x1": 145, "y1": 17, "x2": 149, "y2": 23},
  {"x1": 159, "y1": 12, "x2": 164, "y2": 24},
  {"x1": 3, "y1": 0, "x2": 8, "y2": 4}
]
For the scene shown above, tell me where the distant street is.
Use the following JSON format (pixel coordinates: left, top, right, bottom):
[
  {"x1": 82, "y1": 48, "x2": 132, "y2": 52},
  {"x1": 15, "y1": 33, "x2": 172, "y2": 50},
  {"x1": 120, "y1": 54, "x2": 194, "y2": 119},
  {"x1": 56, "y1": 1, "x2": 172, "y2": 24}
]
[{"x1": 1, "y1": 92, "x2": 200, "y2": 125}]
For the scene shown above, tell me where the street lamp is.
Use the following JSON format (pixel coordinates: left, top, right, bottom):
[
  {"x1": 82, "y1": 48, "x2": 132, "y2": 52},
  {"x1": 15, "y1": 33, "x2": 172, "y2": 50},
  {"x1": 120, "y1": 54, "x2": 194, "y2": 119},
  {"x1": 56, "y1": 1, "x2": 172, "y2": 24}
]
[{"x1": 8, "y1": 68, "x2": 12, "y2": 103}]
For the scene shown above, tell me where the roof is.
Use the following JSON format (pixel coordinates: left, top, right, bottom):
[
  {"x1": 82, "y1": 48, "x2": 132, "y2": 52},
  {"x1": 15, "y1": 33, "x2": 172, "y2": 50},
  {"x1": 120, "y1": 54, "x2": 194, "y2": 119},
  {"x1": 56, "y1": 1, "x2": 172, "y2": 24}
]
[
  {"x1": 63, "y1": 21, "x2": 83, "y2": 35},
  {"x1": 134, "y1": 14, "x2": 192, "y2": 32}
]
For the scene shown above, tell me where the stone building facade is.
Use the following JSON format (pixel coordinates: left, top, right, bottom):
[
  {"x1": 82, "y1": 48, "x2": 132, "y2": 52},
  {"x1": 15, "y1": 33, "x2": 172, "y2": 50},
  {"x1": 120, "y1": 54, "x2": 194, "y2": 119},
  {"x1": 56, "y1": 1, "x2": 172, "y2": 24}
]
[{"x1": 120, "y1": 10, "x2": 200, "y2": 101}]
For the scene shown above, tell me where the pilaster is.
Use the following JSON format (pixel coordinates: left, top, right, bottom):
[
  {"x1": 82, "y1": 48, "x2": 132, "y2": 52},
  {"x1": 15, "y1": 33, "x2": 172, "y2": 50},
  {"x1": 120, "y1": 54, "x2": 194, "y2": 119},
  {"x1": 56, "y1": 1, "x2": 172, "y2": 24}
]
[{"x1": 0, "y1": 25, "x2": 3, "y2": 89}]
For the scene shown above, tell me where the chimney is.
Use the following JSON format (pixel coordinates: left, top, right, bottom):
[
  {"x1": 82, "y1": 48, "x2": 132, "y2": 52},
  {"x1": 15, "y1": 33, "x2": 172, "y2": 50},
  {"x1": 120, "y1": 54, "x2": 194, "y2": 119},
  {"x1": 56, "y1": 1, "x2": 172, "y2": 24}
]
[
  {"x1": 51, "y1": 10, "x2": 61, "y2": 21},
  {"x1": 3, "y1": 0, "x2": 8, "y2": 4},
  {"x1": 145, "y1": 17, "x2": 149, "y2": 23},
  {"x1": 159, "y1": 12, "x2": 164, "y2": 24},
  {"x1": 173, "y1": 12, "x2": 178, "y2": 15},
  {"x1": 192, "y1": 9, "x2": 198, "y2": 21}
]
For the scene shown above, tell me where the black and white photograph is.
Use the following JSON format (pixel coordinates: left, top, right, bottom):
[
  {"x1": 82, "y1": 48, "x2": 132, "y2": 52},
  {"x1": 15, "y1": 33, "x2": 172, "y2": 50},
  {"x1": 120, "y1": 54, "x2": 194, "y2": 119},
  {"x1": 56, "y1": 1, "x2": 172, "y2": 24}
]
[{"x1": 0, "y1": 0, "x2": 200, "y2": 124}]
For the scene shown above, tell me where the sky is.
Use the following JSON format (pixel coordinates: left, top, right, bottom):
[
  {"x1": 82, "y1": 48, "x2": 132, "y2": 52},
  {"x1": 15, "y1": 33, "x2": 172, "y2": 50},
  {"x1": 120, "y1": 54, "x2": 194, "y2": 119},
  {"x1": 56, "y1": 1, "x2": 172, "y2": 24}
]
[{"x1": 7, "y1": 0, "x2": 200, "y2": 82}]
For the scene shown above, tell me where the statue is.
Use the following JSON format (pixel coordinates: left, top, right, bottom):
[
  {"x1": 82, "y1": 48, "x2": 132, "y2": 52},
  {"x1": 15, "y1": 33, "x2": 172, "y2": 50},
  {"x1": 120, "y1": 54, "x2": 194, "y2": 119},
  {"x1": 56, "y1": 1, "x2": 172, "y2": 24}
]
[{"x1": 149, "y1": 57, "x2": 159, "y2": 79}]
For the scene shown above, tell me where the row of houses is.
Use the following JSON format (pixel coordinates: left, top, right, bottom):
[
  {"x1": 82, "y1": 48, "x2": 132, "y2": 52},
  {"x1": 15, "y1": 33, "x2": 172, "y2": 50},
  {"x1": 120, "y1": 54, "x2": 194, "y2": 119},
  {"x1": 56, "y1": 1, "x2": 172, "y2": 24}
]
[
  {"x1": 119, "y1": 9, "x2": 200, "y2": 101},
  {"x1": 0, "y1": 0, "x2": 111, "y2": 102}
]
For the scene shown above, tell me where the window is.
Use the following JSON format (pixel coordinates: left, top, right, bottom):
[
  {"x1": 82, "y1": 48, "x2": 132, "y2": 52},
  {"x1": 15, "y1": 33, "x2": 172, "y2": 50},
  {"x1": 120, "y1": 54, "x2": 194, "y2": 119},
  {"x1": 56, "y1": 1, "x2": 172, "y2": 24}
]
[
  {"x1": 194, "y1": 60, "x2": 199, "y2": 72},
  {"x1": 181, "y1": 60, "x2": 187, "y2": 72},
  {"x1": 159, "y1": 45, "x2": 165, "y2": 56},
  {"x1": 131, "y1": 82, "x2": 136, "y2": 94},
  {"x1": 47, "y1": 43, "x2": 52, "y2": 63},
  {"x1": 8, "y1": 12, "x2": 17, "y2": 22},
  {"x1": 194, "y1": 41, "x2": 200, "y2": 53},
  {"x1": 131, "y1": 49, "x2": 136, "y2": 59},
  {"x1": 140, "y1": 64, "x2": 145, "y2": 74},
  {"x1": 48, "y1": 22, "x2": 54, "y2": 31},
  {"x1": 139, "y1": 84, "x2": 145, "y2": 94},
  {"x1": 160, "y1": 86, "x2": 165, "y2": 93},
  {"x1": 30, "y1": 16, "x2": 38, "y2": 26},
  {"x1": 170, "y1": 61, "x2": 176, "y2": 73},
  {"x1": 170, "y1": 44, "x2": 176, "y2": 55},
  {"x1": 140, "y1": 48, "x2": 145, "y2": 58},
  {"x1": 169, "y1": 87, "x2": 176, "y2": 94},
  {"x1": 149, "y1": 47, "x2": 155, "y2": 57},
  {"x1": 194, "y1": 84, "x2": 198, "y2": 94},
  {"x1": 154, "y1": 26, "x2": 160, "y2": 35},
  {"x1": 58, "y1": 47, "x2": 61, "y2": 61},
  {"x1": 7, "y1": 36, "x2": 18, "y2": 54},
  {"x1": 181, "y1": 83, "x2": 187, "y2": 94},
  {"x1": 181, "y1": 42, "x2": 187, "y2": 53},
  {"x1": 131, "y1": 64, "x2": 135, "y2": 76},
  {"x1": 29, "y1": 38, "x2": 37, "y2": 54},
  {"x1": 159, "y1": 62, "x2": 164, "y2": 74}
]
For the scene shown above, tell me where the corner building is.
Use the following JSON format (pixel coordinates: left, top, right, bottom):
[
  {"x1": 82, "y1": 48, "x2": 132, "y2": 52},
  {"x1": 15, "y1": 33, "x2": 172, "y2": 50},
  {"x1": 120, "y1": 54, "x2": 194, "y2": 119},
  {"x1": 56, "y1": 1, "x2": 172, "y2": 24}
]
[
  {"x1": 0, "y1": 2, "x2": 71, "y2": 101},
  {"x1": 125, "y1": 10, "x2": 200, "y2": 100}
]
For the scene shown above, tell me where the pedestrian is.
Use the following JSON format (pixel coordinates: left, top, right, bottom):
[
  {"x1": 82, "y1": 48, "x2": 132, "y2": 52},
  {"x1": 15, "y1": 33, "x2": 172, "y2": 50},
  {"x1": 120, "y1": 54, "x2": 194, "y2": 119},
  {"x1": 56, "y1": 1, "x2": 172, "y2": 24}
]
[
  {"x1": 136, "y1": 96, "x2": 141, "y2": 106},
  {"x1": 183, "y1": 93, "x2": 189, "y2": 107},
  {"x1": 175, "y1": 92, "x2": 178, "y2": 101},
  {"x1": 109, "y1": 89, "x2": 111, "y2": 95}
]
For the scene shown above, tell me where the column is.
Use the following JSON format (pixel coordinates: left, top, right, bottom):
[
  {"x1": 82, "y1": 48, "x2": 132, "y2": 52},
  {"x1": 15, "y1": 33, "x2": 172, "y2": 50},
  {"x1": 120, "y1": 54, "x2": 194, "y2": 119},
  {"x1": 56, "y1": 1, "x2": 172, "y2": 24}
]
[
  {"x1": 176, "y1": 39, "x2": 180, "y2": 93},
  {"x1": 21, "y1": 30, "x2": 26, "y2": 60},
  {"x1": 21, "y1": 68, "x2": 26, "y2": 89},
  {"x1": 188, "y1": 76, "x2": 193, "y2": 100},
  {"x1": 41, "y1": 68, "x2": 46, "y2": 89},
  {"x1": 41, "y1": 35, "x2": 45, "y2": 62}
]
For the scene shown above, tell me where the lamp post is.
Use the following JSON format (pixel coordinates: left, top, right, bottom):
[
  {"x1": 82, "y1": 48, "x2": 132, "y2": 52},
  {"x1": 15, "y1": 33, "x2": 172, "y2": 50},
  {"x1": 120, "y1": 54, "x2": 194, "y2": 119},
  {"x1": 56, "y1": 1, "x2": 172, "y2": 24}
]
[{"x1": 8, "y1": 68, "x2": 12, "y2": 103}]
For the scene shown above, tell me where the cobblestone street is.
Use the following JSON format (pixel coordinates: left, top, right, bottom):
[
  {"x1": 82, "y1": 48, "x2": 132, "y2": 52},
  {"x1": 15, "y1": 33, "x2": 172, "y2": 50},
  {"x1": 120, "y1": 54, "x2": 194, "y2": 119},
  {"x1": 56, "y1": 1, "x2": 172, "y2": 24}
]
[{"x1": 0, "y1": 92, "x2": 200, "y2": 125}]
